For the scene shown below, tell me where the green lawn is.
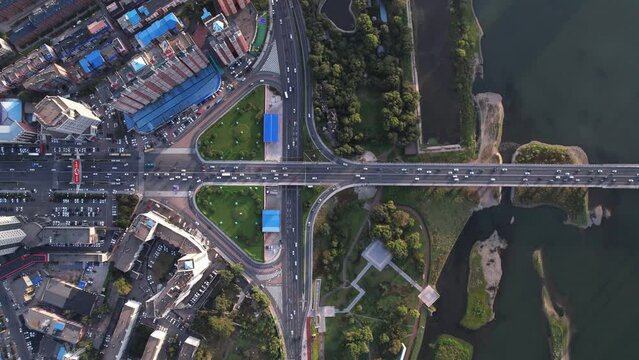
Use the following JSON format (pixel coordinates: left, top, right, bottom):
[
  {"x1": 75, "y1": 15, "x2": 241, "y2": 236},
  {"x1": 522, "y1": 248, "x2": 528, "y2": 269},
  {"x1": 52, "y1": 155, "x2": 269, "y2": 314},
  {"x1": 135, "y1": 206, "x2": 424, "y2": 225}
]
[
  {"x1": 356, "y1": 88, "x2": 389, "y2": 155},
  {"x1": 301, "y1": 186, "x2": 326, "y2": 225},
  {"x1": 313, "y1": 190, "x2": 370, "y2": 294},
  {"x1": 151, "y1": 251, "x2": 177, "y2": 283},
  {"x1": 460, "y1": 242, "x2": 492, "y2": 329},
  {"x1": 321, "y1": 286, "x2": 358, "y2": 310},
  {"x1": 196, "y1": 186, "x2": 264, "y2": 262},
  {"x1": 383, "y1": 187, "x2": 478, "y2": 285},
  {"x1": 198, "y1": 86, "x2": 265, "y2": 160},
  {"x1": 433, "y1": 334, "x2": 473, "y2": 360},
  {"x1": 324, "y1": 267, "x2": 421, "y2": 359}
]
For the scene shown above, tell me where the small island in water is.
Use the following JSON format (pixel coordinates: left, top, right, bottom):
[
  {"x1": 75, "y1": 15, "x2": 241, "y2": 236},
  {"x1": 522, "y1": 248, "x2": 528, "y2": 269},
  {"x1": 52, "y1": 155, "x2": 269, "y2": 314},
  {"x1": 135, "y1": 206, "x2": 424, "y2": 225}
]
[
  {"x1": 533, "y1": 249, "x2": 571, "y2": 360},
  {"x1": 511, "y1": 141, "x2": 589, "y2": 227},
  {"x1": 460, "y1": 230, "x2": 507, "y2": 330}
]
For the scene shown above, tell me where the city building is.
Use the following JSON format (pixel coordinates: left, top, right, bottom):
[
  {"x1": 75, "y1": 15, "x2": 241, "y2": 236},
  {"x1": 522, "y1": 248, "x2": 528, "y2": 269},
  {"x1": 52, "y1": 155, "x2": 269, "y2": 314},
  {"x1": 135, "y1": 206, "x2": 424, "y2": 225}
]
[
  {"x1": 0, "y1": 99, "x2": 37, "y2": 144},
  {"x1": 103, "y1": 300, "x2": 141, "y2": 360},
  {"x1": 110, "y1": 30, "x2": 220, "y2": 133},
  {"x1": 23, "y1": 63, "x2": 72, "y2": 93},
  {"x1": 34, "y1": 96, "x2": 101, "y2": 139},
  {"x1": 140, "y1": 329, "x2": 167, "y2": 360},
  {"x1": 39, "y1": 278, "x2": 101, "y2": 316},
  {"x1": 8, "y1": 0, "x2": 95, "y2": 49},
  {"x1": 205, "y1": 14, "x2": 249, "y2": 66},
  {"x1": 23, "y1": 307, "x2": 85, "y2": 344},
  {"x1": 178, "y1": 336, "x2": 201, "y2": 360},
  {"x1": 0, "y1": 44, "x2": 57, "y2": 94},
  {"x1": 0, "y1": 38, "x2": 13, "y2": 58},
  {"x1": 217, "y1": 0, "x2": 251, "y2": 16},
  {"x1": 36, "y1": 226, "x2": 98, "y2": 246},
  {"x1": 0, "y1": 216, "x2": 26, "y2": 256},
  {"x1": 113, "y1": 210, "x2": 210, "y2": 318}
]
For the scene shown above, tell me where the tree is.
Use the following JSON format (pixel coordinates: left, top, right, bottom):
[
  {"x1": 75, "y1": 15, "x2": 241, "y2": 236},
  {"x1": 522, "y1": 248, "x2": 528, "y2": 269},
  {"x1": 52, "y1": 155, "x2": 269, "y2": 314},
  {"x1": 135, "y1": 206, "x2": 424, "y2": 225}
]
[
  {"x1": 230, "y1": 263, "x2": 244, "y2": 277},
  {"x1": 252, "y1": 287, "x2": 270, "y2": 309},
  {"x1": 219, "y1": 269, "x2": 234, "y2": 287},
  {"x1": 371, "y1": 224, "x2": 393, "y2": 242},
  {"x1": 387, "y1": 239, "x2": 408, "y2": 258},
  {"x1": 113, "y1": 277, "x2": 132, "y2": 296},
  {"x1": 344, "y1": 326, "x2": 373, "y2": 359},
  {"x1": 391, "y1": 209, "x2": 412, "y2": 227},
  {"x1": 214, "y1": 295, "x2": 230, "y2": 313},
  {"x1": 406, "y1": 232, "x2": 421, "y2": 250},
  {"x1": 209, "y1": 315, "x2": 234, "y2": 337}
]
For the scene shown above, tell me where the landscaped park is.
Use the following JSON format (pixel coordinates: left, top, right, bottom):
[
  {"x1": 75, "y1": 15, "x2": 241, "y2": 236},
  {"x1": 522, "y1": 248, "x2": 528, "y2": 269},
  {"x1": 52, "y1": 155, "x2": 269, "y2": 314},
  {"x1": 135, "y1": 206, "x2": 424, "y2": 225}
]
[
  {"x1": 196, "y1": 186, "x2": 264, "y2": 262},
  {"x1": 198, "y1": 86, "x2": 265, "y2": 161}
]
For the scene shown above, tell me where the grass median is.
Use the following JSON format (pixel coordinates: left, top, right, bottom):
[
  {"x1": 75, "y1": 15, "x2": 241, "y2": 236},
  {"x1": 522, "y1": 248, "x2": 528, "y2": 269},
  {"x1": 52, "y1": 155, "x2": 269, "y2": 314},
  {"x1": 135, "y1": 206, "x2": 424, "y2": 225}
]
[
  {"x1": 198, "y1": 86, "x2": 265, "y2": 161},
  {"x1": 196, "y1": 186, "x2": 264, "y2": 262}
]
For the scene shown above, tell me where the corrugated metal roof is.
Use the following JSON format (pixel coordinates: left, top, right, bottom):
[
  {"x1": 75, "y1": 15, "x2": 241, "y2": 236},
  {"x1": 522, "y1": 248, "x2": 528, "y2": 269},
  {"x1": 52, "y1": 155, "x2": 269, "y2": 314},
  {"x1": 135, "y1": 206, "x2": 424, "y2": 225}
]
[
  {"x1": 262, "y1": 210, "x2": 280, "y2": 233},
  {"x1": 263, "y1": 113, "x2": 278, "y2": 143}
]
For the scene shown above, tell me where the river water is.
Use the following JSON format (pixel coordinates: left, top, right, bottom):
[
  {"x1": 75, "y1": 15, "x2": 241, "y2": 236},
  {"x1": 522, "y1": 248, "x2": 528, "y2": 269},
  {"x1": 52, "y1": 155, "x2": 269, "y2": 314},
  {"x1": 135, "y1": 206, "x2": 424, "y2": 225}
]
[{"x1": 416, "y1": 0, "x2": 639, "y2": 358}]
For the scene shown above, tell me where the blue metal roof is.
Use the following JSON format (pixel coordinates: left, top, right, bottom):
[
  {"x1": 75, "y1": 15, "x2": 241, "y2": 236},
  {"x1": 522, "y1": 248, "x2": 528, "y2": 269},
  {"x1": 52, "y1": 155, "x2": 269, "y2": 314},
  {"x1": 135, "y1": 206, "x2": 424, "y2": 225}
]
[
  {"x1": 262, "y1": 210, "x2": 280, "y2": 233},
  {"x1": 56, "y1": 347, "x2": 66, "y2": 360},
  {"x1": 201, "y1": 8, "x2": 212, "y2": 20},
  {"x1": 124, "y1": 65, "x2": 222, "y2": 133},
  {"x1": 263, "y1": 113, "x2": 278, "y2": 143},
  {"x1": 77, "y1": 280, "x2": 86, "y2": 289},
  {"x1": 31, "y1": 275, "x2": 42, "y2": 284},
  {"x1": 135, "y1": 12, "x2": 182, "y2": 48},
  {"x1": 79, "y1": 50, "x2": 105, "y2": 74},
  {"x1": 54, "y1": 322, "x2": 65, "y2": 331},
  {"x1": 125, "y1": 9, "x2": 141, "y2": 26}
]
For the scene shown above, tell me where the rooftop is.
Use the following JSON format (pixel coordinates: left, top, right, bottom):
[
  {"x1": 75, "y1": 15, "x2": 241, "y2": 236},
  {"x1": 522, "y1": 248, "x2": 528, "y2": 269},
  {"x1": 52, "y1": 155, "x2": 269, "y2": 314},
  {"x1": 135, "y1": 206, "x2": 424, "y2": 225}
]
[
  {"x1": 135, "y1": 12, "x2": 182, "y2": 48},
  {"x1": 103, "y1": 300, "x2": 141, "y2": 360},
  {"x1": 40, "y1": 278, "x2": 101, "y2": 316},
  {"x1": 23, "y1": 307, "x2": 84, "y2": 344}
]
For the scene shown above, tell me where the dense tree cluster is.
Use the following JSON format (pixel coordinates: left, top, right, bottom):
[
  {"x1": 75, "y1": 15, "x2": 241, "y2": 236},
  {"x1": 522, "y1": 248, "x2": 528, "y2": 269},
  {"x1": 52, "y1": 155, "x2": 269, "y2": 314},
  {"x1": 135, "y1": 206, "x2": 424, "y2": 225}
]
[
  {"x1": 192, "y1": 264, "x2": 283, "y2": 359},
  {"x1": 450, "y1": 0, "x2": 480, "y2": 149},
  {"x1": 314, "y1": 200, "x2": 362, "y2": 290},
  {"x1": 370, "y1": 201, "x2": 422, "y2": 266},
  {"x1": 114, "y1": 194, "x2": 139, "y2": 229},
  {"x1": 301, "y1": 0, "x2": 419, "y2": 155},
  {"x1": 343, "y1": 325, "x2": 373, "y2": 359}
]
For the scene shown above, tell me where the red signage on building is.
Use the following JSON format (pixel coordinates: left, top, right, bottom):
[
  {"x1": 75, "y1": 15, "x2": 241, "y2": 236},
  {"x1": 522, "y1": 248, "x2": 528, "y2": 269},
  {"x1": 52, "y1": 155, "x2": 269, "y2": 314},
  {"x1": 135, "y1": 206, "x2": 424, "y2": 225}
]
[{"x1": 72, "y1": 159, "x2": 80, "y2": 184}]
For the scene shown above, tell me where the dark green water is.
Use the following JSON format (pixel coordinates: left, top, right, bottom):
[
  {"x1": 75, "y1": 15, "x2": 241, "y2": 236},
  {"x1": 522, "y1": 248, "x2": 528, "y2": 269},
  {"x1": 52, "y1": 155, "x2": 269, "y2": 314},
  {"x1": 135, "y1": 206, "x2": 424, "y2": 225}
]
[{"x1": 417, "y1": 0, "x2": 639, "y2": 358}]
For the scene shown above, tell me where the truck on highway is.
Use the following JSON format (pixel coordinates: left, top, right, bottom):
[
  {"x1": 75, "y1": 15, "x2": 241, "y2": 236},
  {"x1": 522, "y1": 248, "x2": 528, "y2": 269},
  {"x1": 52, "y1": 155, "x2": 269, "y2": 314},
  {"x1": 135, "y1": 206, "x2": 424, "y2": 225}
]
[
  {"x1": 221, "y1": 172, "x2": 231, "y2": 177},
  {"x1": 284, "y1": 91, "x2": 289, "y2": 99},
  {"x1": 144, "y1": 162, "x2": 155, "y2": 169}
]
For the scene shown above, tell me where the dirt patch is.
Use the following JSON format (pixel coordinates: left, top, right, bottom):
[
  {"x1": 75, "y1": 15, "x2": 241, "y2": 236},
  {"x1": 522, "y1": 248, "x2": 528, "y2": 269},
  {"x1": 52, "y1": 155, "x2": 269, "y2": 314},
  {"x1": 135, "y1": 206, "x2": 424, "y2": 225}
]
[
  {"x1": 476, "y1": 230, "x2": 507, "y2": 314},
  {"x1": 473, "y1": 92, "x2": 504, "y2": 209}
]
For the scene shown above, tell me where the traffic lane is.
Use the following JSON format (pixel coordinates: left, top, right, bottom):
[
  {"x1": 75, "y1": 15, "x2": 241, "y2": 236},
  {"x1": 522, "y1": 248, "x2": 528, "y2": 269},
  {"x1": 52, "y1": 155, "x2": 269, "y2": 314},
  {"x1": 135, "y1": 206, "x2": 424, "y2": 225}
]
[{"x1": 0, "y1": 287, "x2": 31, "y2": 360}]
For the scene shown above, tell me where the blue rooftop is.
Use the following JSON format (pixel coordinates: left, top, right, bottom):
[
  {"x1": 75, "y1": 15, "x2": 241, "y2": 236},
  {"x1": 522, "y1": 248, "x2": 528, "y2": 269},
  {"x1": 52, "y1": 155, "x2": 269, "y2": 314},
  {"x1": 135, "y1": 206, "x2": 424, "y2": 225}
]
[
  {"x1": 78, "y1": 280, "x2": 86, "y2": 289},
  {"x1": 262, "y1": 210, "x2": 281, "y2": 233},
  {"x1": 135, "y1": 12, "x2": 182, "y2": 48},
  {"x1": 202, "y1": 8, "x2": 212, "y2": 20},
  {"x1": 125, "y1": 9, "x2": 141, "y2": 26},
  {"x1": 31, "y1": 275, "x2": 42, "y2": 285},
  {"x1": 263, "y1": 113, "x2": 279, "y2": 143},
  {"x1": 79, "y1": 50, "x2": 105, "y2": 74},
  {"x1": 56, "y1": 347, "x2": 66, "y2": 360},
  {"x1": 124, "y1": 65, "x2": 222, "y2": 133},
  {"x1": 54, "y1": 322, "x2": 65, "y2": 331}
]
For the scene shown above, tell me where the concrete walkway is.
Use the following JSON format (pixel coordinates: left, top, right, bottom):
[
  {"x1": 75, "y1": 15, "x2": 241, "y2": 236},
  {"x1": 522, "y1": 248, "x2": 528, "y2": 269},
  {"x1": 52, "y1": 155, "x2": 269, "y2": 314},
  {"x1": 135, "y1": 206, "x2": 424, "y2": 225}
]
[
  {"x1": 336, "y1": 262, "x2": 371, "y2": 314},
  {"x1": 389, "y1": 262, "x2": 422, "y2": 291}
]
